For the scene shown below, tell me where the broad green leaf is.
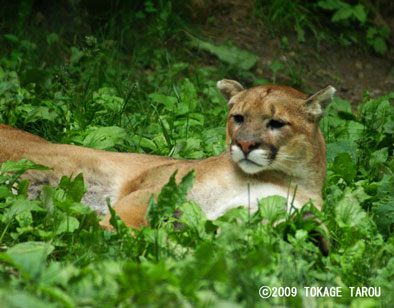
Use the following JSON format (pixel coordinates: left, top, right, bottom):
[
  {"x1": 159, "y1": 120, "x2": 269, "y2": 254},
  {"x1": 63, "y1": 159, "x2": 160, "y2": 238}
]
[
  {"x1": 180, "y1": 78, "x2": 198, "y2": 111},
  {"x1": 2, "y1": 197, "x2": 42, "y2": 224},
  {"x1": 352, "y1": 4, "x2": 367, "y2": 23},
  {"x1": 4, "y1": 33, "x2": 19, "y2": 42},
  {"x1": 372, "y1": 198, "x2": 394, "y2": 236},
  {"x1": 2, "y1": 241, "x2": 54, "y2": 280},
  {"x1": 0, "y1": 185, "x2": 14, "y2": 199},
  {"x1": 366, "y1": 27, "x2": 378, "y2": 39},
  {"x1": 39, "y1": 262, "x2": 79, "y2": 287},
  {"x1": 149, "y1": 93, "x2": 178, "y2": 110},
  {"x1": 70, "y1": 47, "x2": 84, "y2": 64},
  {"x1": 326, "y1": 140, "x2": 358, "y2": 163},
  {"x1": 332, "y1": 6, "x2": 353, "y2": 22},
  {"x1": 0, "y1": 159, "x2": 50, "y2": 175},
  {"x1": 328, "y1": 97, "x2": 353, "y2": 113},
  {"x1": 347, "y1": 121, "x2": 365, "y2": 140},
  {"x1": 83, "y1": 126, "x2": 127, "y2": 150},
  {"x1": 179, "y1": 200, "x2": 207, "y2": 234},
  {"x1": 317, "y1": 0, "x2": 341, "y2": 10},
  {"x1": 58, "y1": 173, "x2": 86, "y2": 202},
  {"x1": 362, "y1": 94, "x2": 394, "y2": 133},
  {"x1": 147, "y1": 170, "x2": 195, "y2": 227},
  {"x1": 256, "y1": 195, "x2": 287, "y2": 223},
  {"x1": 37, "y1": 286, "x2": 75, "y2": 308},
  {"x1": 378, "y1": 26, "x2": 390, "y2": 38},
  {"x1": 371, "y1": 175, "x2": 394, "y2": 236},
  {"x1": 369, "y1": 147, "x2": 388, "y2": 168},
  {"x1": 0, "y1": 290, "x2": 56, "y2": 308},
  {"x1": 189, "y1": 39, "x2": 259, "y2": 71},
  {"x1": 217, "y1": 206, "x2": 250, "y2": 224},
  {"x1": 194, "y1": 242, "x2": 228, "y2": 282},
  {"x1": 269, "y1": 60, "x2": 285, "y2": 74},
  {"x1": 335, "y1": 190, "x2": 366, "y2": 228},
  {"x1": 16, "y1": 210, "x2": 33, "y2": 228},
  {"x1": 340, "y1": 240, "x2": 365, "y2": 273},
  {"x1": 373, "y1": 37, "x2": 387, "y2": 54},
  {"x1": 331, "y1": 152, "x2": 357, "y2": 183},
  {"x1": 131, "y1": 135, "x2": 157, "y2": 151},
  {"x1": 24, "y1": 106, "x2": 59, "y2": 124},
  {"x1": 46, "y1": 32, "x2": 59, "y2": 44},
  {"x1": 56, "y1": 216, "x2": 80, "y2": 234},
  {"x1": 92, "y1": 87, "x2": 124, "y2": 113}
]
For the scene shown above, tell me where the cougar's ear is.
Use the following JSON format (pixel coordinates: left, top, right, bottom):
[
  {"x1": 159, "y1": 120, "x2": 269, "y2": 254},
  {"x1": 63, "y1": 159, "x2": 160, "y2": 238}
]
[
  {"x1": 217, "y1": 79, "x2": 244, "y2": 108},
  {"x1": 304, "y1": 86, "x2": 336, "y2": 120}
]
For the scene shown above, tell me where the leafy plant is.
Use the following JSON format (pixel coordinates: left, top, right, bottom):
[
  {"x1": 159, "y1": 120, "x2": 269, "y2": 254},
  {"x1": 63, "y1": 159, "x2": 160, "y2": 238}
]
[
  {"x1": 255, "y1": 0, "x2": 392, "y2": 55},
  {"x1": 317, "y1": 0, "x2": 390, "y2": 54},
  {"x1": 0, "y1": 1, "x2": 393, "y2": 306}
]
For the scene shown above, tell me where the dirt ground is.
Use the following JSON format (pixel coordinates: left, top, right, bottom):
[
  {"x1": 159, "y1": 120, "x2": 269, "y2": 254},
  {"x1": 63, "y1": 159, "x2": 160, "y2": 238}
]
[{"x1": 198, "y1": 0, "x2": 394, "y2": 105}]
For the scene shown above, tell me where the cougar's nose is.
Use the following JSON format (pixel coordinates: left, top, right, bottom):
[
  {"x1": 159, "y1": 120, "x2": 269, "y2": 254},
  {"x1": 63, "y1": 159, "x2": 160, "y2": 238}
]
[{"x1": 235, "y1": 140, "x2": 260, "y2": 154}]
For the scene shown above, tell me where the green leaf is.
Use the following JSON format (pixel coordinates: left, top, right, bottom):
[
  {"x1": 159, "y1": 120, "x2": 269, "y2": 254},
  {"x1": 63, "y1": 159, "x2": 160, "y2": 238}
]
[
  {"x1": 37, "y1": 286, "x2": 75, "y2": 308},
  {"x1": 149, "y1": 93, "x2": 178, "y2": 110},
  {"x1": 189, "y1": 39, "x2": 259, "y2": 71},
  {"x1": 369, "y1": 147, "x2": 388, "y2": 168},
  {"x1": 255, "y1": 195, "x2": 287, "y2": 223},
  {"x1": 326, "y1": 140, "x2": 358, "y2": 163},
  {"x1": 340, "y1": 240, "x2": 365, "y2": 273},
  {"x1": 69, "y1": 47, "x2": 84, "y2": 64},
  {"x1": 2, "y1": 197, "x2": 42, "y2": 224},
  {"x1": 0, "y1": 186, "x2": 14, "y2": 199},
  {"x1": 147, "y1": 170, "x2": 195, "y2": 227},
  {"x1": 352, "y1": 4, "x2": 367, "y2": 23},
  {"x1": 332, "y1": 6, "x2": 353, "y2": 22},
  {"x1": 4, "y1": 33, "x2": 19, "y2": 43},
  {"x1": 362, "y1": 94, "x2": 394, "y2": 133},
  {"x1": 366, "y1": 27, "x2": 378, "y2": 39},
  {"x1": 130, "y1": 135, "x2": 158, "y2": 151},
  {"x1": 56, "y1": 216, "x2": 80, "y2": 234},
  {"x1": 24, "y1": 106, "x2": 59, "y2": 124},
  {"x1": 331, "y1": 153, "x2": 357, "y2": 183},
  {"x1": 335, "y1": 190, "x2": 366, "y2": 228},
  {"x1": 373, "y1": 37, "x2": 387, "y2": 54},
  {"x1": 0, "y1": 289, "x2": 56, "y2": 308},
  {"x1": 269, "y1": 60, "x2": 285, "y2": 74},
  {"x1": 179, "y1": 200, "x2": 207, "y2": 234},
  {"x1": 372, "y1": 198, "x2": 394, "y2": 237},
  {"x1": 2, "y1": 241, "x2": 54, "y2": 280},
  {"x1": 371, "y1": 175, "x2": 394, "y2": 236},
  {"x1": 378, "y1": 26, "x2": 390, "y2": 38},
  {"x1": 46, "y1": 32, "x2": 59, "y2": 44},
  {"x1": 1, "y1": 159, "x2": 50, "y2": 175},
  {"x1": 58, "y1": 173, "x2": 86, "y2": 203},
  {"x1": 317, "y1": 0, "x2": 341, "y2": 10},
  {"x1": 83, "y1": 126, "x2": 127, "y2": 150}
]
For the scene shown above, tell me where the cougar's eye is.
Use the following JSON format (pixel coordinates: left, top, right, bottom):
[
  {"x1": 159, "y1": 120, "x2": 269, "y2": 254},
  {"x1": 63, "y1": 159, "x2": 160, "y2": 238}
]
[
  {"x1": 233, "y1": 114, "x2": 244, "y2": 124},
  {"x1": 267, "y1": 119, "x2": 287, "y2": 129}
]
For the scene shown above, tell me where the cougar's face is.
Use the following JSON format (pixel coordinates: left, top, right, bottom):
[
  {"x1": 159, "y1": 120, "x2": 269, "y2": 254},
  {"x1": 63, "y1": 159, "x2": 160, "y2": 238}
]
[{"x1": 226, "y1": 86, "x2": 311, "y2": 175}]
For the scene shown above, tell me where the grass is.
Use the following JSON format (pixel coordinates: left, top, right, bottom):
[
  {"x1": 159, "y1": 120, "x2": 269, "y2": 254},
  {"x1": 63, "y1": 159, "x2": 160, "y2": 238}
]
[{"x1": 0, "y1": 1, "x2": 393, "y2": 307}]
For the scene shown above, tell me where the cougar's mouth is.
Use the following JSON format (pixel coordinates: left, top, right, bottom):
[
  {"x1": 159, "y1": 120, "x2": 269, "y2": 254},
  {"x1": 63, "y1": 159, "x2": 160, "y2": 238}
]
[
  {"x1": 230, "y1": 145, "x2": 273, "y2": 174},
  {"x1": 239, "y1": 158, "x2": 264, "y2": 167}
]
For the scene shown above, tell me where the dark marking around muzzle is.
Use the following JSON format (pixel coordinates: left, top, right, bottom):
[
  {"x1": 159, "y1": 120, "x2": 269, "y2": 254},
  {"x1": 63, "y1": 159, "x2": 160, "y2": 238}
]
[{"x1": 268, "y1": 146, "x2": 278, "y2": 160}]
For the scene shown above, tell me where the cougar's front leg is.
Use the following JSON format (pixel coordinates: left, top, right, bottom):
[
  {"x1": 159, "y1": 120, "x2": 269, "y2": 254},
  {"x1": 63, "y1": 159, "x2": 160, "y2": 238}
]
[{"x1": 99, "y1": 189, "x2": 153, "y2": 230}]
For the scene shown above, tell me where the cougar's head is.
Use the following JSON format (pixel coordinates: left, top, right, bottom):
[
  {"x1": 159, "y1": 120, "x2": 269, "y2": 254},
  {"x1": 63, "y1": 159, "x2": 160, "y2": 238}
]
[{"x1": 217, "y1": 80, "x2": 335, "y2": 176}]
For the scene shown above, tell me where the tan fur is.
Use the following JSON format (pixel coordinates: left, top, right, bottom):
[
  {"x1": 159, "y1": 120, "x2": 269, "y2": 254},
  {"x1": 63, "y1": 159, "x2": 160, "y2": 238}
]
[{"x1": 0, "y1": 80, "x2": 335, "y2": 229}]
